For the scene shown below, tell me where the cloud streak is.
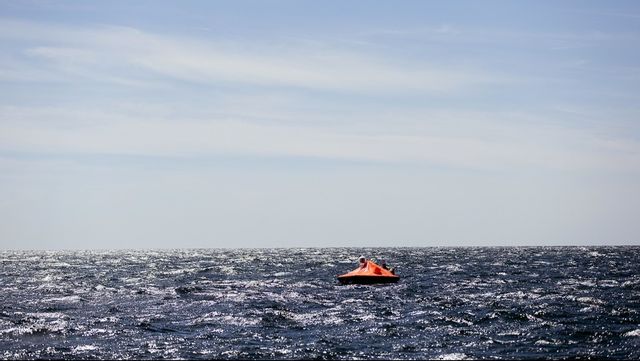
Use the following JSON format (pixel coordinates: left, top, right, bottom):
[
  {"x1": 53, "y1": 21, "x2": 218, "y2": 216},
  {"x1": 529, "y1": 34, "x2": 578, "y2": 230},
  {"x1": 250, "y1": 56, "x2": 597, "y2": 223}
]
[
  {"x1": 1, "y1": 104, "x2": 638, "y2": 174},
  {"x1": 0, "y1": 18, "x2": 638, "y2": 175},
  {"x1": 0, "y1": 19, "x2": 499, "y2": 93}
]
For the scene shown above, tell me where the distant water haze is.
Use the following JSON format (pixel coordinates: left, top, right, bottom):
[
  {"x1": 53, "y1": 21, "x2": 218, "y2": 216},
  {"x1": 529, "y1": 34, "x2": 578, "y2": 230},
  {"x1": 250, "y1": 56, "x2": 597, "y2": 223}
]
[{"x1": 1, "y1": 163, "x2": 635, "y2": 249}]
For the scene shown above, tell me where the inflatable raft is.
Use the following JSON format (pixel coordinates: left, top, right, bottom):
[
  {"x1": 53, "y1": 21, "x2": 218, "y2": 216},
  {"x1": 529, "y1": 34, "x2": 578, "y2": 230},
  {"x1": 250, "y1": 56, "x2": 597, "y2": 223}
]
[{"x1": 337, "y1": 260, "x2": 400, "y2": 285}]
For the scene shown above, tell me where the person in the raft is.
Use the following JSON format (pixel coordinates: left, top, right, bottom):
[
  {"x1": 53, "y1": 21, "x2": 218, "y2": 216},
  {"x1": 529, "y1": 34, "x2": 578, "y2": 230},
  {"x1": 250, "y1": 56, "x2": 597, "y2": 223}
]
[
  {"x1": 358, "y1": 256, "x2": 367, "y2": 269},
  {"x1": 381, "y1": 259, "x2": 396, "y2": 275}
]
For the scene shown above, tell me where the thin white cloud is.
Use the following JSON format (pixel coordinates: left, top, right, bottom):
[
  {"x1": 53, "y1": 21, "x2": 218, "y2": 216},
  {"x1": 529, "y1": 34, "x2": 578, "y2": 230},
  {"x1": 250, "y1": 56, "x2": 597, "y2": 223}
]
[
  {"x1": 0, "y1": 19, "x2": 500, "y2": 93},
  {"x1": 1, "y1": 104, "x2": 638, "y2": 174},
  {"x1": 0, "y1": 19, "x2": 638, "y2": 174}
]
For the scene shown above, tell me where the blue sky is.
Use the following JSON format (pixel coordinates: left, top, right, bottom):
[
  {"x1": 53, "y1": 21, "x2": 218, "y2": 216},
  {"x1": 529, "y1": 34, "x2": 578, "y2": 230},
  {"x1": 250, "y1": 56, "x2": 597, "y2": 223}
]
[{"x1": 1, "y1": 1, "x2": 639, "y2": 249}]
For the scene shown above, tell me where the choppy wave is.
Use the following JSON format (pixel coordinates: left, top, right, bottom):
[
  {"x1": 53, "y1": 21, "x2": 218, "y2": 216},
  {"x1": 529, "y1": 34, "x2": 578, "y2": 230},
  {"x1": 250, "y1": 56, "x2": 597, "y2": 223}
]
[{"x1": 1, "y1": 246, "x2": 639, "y2": 359}]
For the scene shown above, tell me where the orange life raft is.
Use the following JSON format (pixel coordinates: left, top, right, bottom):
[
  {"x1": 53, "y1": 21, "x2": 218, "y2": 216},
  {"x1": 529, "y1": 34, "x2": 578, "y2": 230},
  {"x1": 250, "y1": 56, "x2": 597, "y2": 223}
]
[{"x1": 337, "y1": 260, "x2": 400, "y2": 285}]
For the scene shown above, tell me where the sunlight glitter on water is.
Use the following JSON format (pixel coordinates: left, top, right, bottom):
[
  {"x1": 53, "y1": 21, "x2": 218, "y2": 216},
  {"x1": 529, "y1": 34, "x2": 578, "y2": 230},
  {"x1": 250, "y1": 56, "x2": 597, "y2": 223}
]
[{"x1": 0, "y1": 246, "x2": 639, "y2": 359}]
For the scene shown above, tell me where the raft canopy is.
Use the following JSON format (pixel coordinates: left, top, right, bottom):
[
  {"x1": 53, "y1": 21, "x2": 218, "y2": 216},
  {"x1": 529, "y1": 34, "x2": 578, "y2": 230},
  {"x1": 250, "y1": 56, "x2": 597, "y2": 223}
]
[{"x1": 337, "y1": 260, "x2": 400, "y2": 285}]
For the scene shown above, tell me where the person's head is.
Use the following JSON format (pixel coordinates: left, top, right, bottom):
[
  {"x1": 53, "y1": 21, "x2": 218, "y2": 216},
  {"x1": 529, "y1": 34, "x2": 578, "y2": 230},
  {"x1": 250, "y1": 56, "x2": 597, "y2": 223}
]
[{"x1": 358, "y1": 256, "x2": 365, "y2": 264}]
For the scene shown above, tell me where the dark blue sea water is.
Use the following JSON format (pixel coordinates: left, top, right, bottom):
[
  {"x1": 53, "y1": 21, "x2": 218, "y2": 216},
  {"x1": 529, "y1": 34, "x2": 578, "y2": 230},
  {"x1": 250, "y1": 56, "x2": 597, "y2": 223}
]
[{"x1": 1, "y1": 247, "x2": 639, "y2": 360}]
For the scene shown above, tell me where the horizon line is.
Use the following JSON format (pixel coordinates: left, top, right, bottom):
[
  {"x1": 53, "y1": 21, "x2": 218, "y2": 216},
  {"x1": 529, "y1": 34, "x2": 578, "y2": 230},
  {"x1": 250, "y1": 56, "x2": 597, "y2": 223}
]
[{"x1": 1, "y1": 244, "x2": 638, "y2": 252}]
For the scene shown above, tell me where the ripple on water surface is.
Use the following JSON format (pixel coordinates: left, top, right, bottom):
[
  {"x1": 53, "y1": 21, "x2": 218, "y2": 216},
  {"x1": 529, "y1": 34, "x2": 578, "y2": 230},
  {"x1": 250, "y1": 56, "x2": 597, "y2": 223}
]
[{"x1": 0, "y1": 246, "x2": 639, "y2": 359}]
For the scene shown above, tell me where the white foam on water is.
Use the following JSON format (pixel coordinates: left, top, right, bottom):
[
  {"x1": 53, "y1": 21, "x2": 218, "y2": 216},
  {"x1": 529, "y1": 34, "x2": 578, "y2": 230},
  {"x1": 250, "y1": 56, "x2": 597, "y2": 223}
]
[
  {"x1": 598, "y1": 280, "x2": 619, "y2": 287},
  {"x1": 579, "y1": 306, "x2": 601, "y2": 313},
  {"x1": 498, "y1": 291, "x2": 540, "y2": 300},
  {"x1": 93, "y1": 284, "x2": 117, "y2": 292},
  {"x1": 436, "y1": 353, "x2": 469, "y2": 360},
  {"x1": 43, "y1": 295, "x2": 82, "y2": 304},
  {"x1": 578, "y1": 280, "x2": 597, "y2": 287},
  {"x1": 274, "y1": 348, "x2": 292, "y2": 356},
  {"x1": 164, "y1": 268, "x2": 198, "y2": 275},
  {"x1": 96, "y1": 316, "x2": 119, "y2": 323},
  {"x1": 444, "y1": 264, "x2": 463, "y2": 272},
  {"x1": 354, "y1": 313, "x2": 376, "y2": 322},
  {"x1": 49, "y1": 262, "x2": 72, "y2": 268},
  {"x1": 410, "y1": 310, "x2": 429, "y2": 316},
  {"x1": 498, "y1": 330, "x2": 522, "y2": 336},
  {"x1": 222, "y1": 315, "x2": 260, "y2": 326},
  {"x1": 289, "y1": 310, "x2": 344, "y2": 326},
  {"x1": 576, "y1": 296, "x2": 605, "y2": 305},
  {"x1": 26, "y1": 311, "x2": 69, "y2": 319},
  {"x1": 445, "y1": 317, "x2": 473, "y2": 326},
  {"x1": 535, "y1": 339, "x2": 553, "y2": 345},
  {"x1": 141, "y1": 286, "x2": 172, "y2": 296},
  {"x1": 73, "y1": 345, "x2": 98, "y2": 352},
  {"x1": 624, "y1": 329, "x2": 640, "y2": 337},
  {"x1": 289, "y1": 281, "x2": 322, "y2": 289},
  {"x1": 120, "y1": 277, "x2": 141, "y2": 285},
  {"x1": 195, "y1": 311, "x2": 260, "y2": 327},
  {"x1": 0, "y1": 326, "x2": 31, "y2": 336},
  {"x1": 2, "y1": 318, "x2": 69, "y2": 336}
]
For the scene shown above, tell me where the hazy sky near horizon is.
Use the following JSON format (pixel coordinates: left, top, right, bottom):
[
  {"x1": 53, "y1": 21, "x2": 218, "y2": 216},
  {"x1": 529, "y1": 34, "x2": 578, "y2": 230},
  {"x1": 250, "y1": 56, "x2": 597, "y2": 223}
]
[{"x1": 1, "y1": 1, "x2": 639, "y2": 249}]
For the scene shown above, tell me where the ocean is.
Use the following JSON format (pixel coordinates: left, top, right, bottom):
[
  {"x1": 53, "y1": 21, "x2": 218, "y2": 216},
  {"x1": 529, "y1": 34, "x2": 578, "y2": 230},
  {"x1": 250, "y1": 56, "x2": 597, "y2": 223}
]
[{"x1": 1, "y1": 246, "x2": 638, "y2": 359}]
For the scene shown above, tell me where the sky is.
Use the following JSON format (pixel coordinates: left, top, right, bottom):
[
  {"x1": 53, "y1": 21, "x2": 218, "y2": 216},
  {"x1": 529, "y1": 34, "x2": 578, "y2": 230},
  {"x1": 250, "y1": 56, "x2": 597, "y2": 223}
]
[{"x1": 1, "y1": 1, "x2": 639, "y2": 249}]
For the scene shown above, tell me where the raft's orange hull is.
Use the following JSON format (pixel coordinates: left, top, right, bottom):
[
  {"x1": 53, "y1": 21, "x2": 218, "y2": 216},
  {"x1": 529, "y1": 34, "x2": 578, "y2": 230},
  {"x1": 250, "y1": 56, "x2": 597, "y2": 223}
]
[{"x1": 337, "y1": 261, "x2": 400, "y2": 285}]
